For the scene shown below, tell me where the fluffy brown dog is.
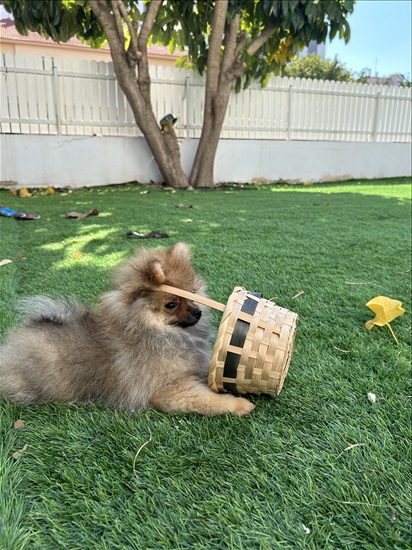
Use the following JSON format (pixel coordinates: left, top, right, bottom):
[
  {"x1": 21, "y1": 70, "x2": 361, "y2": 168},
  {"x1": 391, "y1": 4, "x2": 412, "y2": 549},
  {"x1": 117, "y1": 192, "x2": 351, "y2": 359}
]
[{"x1": 0, "y1": 243, "x2": 254, "y2": 416}]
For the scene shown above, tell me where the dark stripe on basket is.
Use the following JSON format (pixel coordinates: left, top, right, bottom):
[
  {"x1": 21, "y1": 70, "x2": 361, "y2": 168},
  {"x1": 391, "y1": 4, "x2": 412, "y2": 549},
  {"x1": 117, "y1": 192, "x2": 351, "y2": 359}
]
[{"x1": 223, "y1": 293, "x2": 263, "y2": 391}]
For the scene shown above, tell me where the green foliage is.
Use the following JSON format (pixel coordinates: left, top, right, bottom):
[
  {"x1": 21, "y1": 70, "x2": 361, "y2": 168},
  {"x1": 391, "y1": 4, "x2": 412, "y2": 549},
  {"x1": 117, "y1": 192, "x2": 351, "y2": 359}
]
[
  {"x1": 2, "y1": 0, "x2": 105, "y2": 46},
  {"x1": 0, "y1": 178, "x2": 411, "y2": 548},
  {"x1": 5, "y1": 0, "x2": 355, "y2": 88},
  {"x1": 153, "y1": 0, "x2": 354, "y2": 86},
  {"x1": 283, "y1": 54, "x2": 353, "y2": 81},
  {"x1": 354, "y1": 68, "x2": 412, "y2": 87}
]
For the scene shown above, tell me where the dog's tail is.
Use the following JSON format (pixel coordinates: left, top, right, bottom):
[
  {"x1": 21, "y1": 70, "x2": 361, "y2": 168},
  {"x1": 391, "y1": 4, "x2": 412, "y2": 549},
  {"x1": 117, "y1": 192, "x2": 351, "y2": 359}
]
[{"x1": 19, "y1": 296, "x2": 88, "y2": 326}]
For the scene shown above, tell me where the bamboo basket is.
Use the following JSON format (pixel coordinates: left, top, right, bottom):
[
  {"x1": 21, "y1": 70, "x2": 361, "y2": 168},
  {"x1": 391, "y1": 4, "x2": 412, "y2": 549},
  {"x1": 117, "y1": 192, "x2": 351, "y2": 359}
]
[{"x1": 159, "y1": 285, "x2": 298, "y2": 397}]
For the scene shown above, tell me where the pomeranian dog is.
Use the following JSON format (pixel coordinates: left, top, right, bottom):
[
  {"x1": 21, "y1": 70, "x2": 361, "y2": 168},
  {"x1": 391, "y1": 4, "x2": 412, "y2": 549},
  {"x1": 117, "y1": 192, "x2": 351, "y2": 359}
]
[{"x1": 0, "y1": 243, "x2": 254, "y2": 416}]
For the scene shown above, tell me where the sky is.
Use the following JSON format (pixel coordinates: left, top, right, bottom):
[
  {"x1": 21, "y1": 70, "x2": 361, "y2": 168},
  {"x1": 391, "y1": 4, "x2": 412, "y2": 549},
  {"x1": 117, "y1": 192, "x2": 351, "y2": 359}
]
[{"x1": 325, "y1": 0, "x2": 412, "y2": 78}]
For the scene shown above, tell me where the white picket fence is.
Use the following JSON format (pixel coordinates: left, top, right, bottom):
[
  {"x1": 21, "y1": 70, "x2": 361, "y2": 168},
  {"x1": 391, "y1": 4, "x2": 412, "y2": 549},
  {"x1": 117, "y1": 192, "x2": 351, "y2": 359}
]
[{"x1": 1, "y1": 53, "x2": 411, "y2": 142}]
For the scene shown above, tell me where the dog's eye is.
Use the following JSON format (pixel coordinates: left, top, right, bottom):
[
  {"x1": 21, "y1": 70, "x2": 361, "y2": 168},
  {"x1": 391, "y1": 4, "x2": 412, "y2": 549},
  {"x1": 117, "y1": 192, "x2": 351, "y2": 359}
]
[{"x1": 165, "y1": 301, "x2": 178, "y2": 310}]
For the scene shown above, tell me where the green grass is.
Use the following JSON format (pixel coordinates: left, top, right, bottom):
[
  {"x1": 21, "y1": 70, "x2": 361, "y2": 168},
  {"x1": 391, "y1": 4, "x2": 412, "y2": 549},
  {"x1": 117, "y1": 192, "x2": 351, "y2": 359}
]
[{"x1": 0, "y1": 178, "x2": 411, "y2": 549}]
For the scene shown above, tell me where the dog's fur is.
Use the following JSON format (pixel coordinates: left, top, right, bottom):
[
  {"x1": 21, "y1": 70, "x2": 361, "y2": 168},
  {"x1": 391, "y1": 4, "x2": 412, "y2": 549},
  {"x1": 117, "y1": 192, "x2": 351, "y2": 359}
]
[{"x1": 0, "y1": 243, "x2": 254, "y2": 416}]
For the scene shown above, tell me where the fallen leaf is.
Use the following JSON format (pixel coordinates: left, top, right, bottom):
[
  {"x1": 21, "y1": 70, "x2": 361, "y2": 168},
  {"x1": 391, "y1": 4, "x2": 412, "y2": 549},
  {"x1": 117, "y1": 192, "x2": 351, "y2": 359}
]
[
  {"x1": 365, "y1": 296, "x2": 405, "y2": 343},
  {"x1": 19, "y1": 188, "x2": 32, "y2": 198},
  {"x1": 65, "y1": 209, "x2": 99, "y2": 219},
  {"x1": 14, "y1": 419, "x2": 25, "y2": 430},
  {"x1": 0, "y1": 259, "x2": 12, "y2": 267},
  {"x1": 73, "y1": 252, "x2": 83, "y2": 259},
  {"x1": 41, "y1": 187, "x2": 55, "y2": 195},
  {"x1": 125, "y1": 230, "x2": 169, "y2": 239},
  {"x1": 12, "y1": 443, "x2": 28, "y2": 460},
  {"x1": 9, "y1": 188, "x2": 17, "y2": 196}
]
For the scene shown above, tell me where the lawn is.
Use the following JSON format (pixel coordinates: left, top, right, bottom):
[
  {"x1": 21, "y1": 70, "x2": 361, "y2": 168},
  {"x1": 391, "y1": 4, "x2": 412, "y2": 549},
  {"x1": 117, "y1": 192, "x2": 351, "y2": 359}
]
[{"x1": 0, "y1": 178, "x2": 411, "y2": 549}]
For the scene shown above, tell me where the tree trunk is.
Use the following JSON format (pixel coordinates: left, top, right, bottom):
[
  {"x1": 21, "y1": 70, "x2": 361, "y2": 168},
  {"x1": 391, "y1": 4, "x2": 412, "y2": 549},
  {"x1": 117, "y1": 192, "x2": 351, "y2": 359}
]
[
  {"x1": 189, "y1": 5, "x2": 278, "y2": 188},
  {"x1": 90, "y1": 0, "x2": 189, "y2": 189},
  {"x1": 189, "y1": 87, "x2": 232, "y2": 187},
  {"x1": 90, "y1": 0, "x2": 277, "y2": 190}
]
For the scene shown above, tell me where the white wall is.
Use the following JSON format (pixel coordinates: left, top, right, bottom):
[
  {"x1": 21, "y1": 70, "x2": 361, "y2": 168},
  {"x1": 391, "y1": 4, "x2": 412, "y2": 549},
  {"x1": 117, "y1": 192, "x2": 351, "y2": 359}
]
[{"x1": 1, "y1": 134, "x2": 410, "y2": 188}]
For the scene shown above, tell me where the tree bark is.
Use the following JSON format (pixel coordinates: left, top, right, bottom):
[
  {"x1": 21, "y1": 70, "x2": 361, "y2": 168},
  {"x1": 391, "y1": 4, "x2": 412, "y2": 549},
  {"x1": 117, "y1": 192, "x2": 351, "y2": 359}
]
[
  {"x1": 90, "y1": 0, "x2": 189, "y2": 188},
  {"x1": 90, "y1": 0, "x2": 278, "y2": 190},
  {"x1": 190, "y1": 9, "x2": 278, "y2": 188}
]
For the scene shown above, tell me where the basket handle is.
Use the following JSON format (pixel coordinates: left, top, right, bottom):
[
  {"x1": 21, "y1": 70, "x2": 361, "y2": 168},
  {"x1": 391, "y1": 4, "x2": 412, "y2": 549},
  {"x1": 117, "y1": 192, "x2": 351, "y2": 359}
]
[{"x1": 159, "y1": 284, "x2": 226, "y2": 312}]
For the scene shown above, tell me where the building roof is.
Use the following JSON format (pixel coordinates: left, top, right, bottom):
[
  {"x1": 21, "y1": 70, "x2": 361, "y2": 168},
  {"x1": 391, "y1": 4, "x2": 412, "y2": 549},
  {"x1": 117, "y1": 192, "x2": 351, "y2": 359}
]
[{"x1": 0, "y1": 18, "x2": 185, "y2": 59}]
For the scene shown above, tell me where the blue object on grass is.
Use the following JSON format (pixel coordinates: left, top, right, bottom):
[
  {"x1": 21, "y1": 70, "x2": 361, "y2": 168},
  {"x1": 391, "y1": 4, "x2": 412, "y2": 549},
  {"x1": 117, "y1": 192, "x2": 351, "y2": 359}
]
[{"x1": 0, "y1": 206, "x2": 41, "y2": 220}]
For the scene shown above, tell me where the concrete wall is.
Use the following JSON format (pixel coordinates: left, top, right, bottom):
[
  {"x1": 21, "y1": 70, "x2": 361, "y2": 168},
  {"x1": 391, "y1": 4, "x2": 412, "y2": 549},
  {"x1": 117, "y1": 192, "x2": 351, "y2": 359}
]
[{"x1": 1, "y1": 134, "x2": 410, "y2": 188}]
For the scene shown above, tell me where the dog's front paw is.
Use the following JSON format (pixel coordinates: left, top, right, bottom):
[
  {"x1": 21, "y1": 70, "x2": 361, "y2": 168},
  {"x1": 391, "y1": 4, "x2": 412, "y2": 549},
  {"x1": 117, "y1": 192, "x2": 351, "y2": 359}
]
[{"x1": 233, "y1": 397, "x2": 255, "y2": 416}]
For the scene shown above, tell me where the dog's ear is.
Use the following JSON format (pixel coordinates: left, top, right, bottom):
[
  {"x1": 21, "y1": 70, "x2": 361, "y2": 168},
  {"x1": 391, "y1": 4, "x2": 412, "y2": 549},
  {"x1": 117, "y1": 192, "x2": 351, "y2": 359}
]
[
  {"x1": 147, "y1": 260, "x2": 166, "y2": 285},
  {"x1": 169, "y1": 242, "x2": 191, "y2": 261}
]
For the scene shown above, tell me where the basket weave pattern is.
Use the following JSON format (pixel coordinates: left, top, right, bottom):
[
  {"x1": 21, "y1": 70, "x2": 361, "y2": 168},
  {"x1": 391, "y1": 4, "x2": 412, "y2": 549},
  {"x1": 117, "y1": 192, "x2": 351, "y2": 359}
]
[{"x1": 208, "y1": 287, "x2": 298, "y2": 397}]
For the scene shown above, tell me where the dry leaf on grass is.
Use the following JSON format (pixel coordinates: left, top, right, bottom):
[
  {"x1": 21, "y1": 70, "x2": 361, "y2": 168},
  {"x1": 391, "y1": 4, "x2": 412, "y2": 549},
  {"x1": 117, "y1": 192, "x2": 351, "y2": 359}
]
[
  {"x1": 19, "y1": 188, "x2": 33, "y2": 198},
  {"x1": 14, "y1": 419, "x2": 25, "y2": 429},
  {"x1": 0, "y1": 259, "x2": 12, "y2": 267},
  {"x1": 12, "y1": 444, "x2": 28, "y2": 460},
  {"x1": 65, "y1": 209, "x2": 99, "y2": 219},
  {"x1": 125, "y1": 230, "x2": 169, "y2": 239}
]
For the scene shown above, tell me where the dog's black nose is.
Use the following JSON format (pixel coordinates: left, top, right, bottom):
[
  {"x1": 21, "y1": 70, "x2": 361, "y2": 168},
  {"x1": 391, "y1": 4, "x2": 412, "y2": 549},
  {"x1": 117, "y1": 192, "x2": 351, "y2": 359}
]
[{"x1": 192, "y1": 308, "x2": 202, "y2": 320}]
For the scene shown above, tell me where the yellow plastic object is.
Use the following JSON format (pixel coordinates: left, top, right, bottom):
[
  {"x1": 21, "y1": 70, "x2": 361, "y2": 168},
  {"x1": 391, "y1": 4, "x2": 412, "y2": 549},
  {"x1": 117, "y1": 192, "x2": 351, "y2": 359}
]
[{"x1": 365, "y1": 296, "x2": 405, "y2": 344}]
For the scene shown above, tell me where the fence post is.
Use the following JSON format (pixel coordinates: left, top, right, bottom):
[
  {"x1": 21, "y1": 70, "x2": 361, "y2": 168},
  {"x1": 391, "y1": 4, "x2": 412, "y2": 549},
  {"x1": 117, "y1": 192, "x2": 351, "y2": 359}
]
[
  {"x1": 371, "y1": 92, "x2": 381, "y2": 142},
  {"x1": 185, "y1": 76, "x2": 190, "y2": 138},
  {"x1": 286, "y1": 83, "x2": 293, "y2": 140},
  {"x1": 52, "y1": 58, "x2": 62, "y2": 135}
]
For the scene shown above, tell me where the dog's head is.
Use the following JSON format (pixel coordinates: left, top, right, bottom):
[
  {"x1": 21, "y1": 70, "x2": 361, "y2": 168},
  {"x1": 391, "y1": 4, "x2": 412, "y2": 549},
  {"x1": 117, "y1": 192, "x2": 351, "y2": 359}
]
[{"x1": 110, "y1": 243, "x2": 205, "y2": 329}]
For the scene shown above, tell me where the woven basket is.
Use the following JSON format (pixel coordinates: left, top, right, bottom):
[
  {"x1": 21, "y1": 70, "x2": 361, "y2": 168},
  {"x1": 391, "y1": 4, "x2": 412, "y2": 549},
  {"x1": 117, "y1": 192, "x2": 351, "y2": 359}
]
[{"x1": 159, "y1": 285, "x2": 298, "y2": 397}]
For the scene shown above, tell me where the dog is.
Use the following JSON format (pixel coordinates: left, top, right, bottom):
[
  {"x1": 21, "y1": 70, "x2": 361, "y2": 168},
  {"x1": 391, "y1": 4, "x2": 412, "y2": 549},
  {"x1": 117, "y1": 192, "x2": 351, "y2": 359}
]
[{"x1": 0, "y1": 243, "x2": 254, "y2": 416}]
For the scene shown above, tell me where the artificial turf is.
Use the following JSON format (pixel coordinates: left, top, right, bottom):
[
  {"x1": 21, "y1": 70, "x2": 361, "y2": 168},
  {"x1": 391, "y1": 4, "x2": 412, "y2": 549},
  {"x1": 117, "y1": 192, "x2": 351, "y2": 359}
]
[{"x1": 0, "y1": 178, "x2": 411, "y2": 549}]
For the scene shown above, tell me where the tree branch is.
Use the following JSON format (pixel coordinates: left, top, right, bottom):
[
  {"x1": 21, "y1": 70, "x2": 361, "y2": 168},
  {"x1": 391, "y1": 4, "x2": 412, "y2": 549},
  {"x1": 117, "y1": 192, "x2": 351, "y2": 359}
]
[
  {"x1": 134, "y1": 0, "x2": 163, "y2": 105},
  {"x1": 247, "y1": 23, "x2": 278, "y2": 56},
  {"x1": 137, "y1": 0, "x2": 163, "y2": 52},
  {"x1": 110, "y1": 0, "x2": 125, "y2": 49},
  {"x1": 234, "y1": 31, "x2": 248, "y2": 58},
  {"x1": 221, "y1": 12, "x2": 240, "y2": 75},
  {"x1": 205, "y1": 0, "x2": 228, "y2": 97},
  {"x1": 117, "y1": 0, "x2": 140, "y2": 65},
  {"x1": 89, "y1": 0, "x2": 129, "y2": 69},
  {"x1": 228, "y1": 22, "x2": 279, "y2": 80}
]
